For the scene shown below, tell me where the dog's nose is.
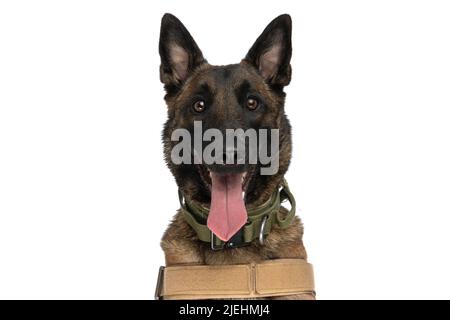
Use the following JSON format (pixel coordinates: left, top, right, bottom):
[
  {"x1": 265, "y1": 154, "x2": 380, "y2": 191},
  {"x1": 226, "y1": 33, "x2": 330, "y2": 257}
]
[{"x1": 222, "y1": 147, "x2": 244, "y2": 164}]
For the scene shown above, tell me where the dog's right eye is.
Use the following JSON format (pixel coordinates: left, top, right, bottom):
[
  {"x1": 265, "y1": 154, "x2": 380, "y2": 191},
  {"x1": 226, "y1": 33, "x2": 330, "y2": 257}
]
[{"x1": 192, "y1": 100, "x2": 206, "y2": 113}]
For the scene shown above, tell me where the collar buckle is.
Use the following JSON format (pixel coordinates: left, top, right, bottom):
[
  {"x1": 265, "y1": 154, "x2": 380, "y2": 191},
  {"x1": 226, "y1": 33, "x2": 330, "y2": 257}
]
[
  {"x1": 210, "y1": 232, "x2": 225, "y2": 251},
  {"x1": 210, "y1": 226, "x2": 250, "y2": 251}
]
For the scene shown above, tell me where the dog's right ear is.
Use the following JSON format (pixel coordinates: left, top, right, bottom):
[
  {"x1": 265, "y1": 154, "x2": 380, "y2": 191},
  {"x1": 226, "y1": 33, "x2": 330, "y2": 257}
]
[{"x1": 159, "y1": 14, "x2": 207, "y2": 91}]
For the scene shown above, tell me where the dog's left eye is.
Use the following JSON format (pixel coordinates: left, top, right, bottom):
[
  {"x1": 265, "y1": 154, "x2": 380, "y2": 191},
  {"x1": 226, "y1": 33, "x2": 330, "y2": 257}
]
[
  {"x1": 192, "y1": 100, "x2": 206, "y2": 113},
  {"x1": 246, "y1": 97, "x2": 259, "y2": 111}
]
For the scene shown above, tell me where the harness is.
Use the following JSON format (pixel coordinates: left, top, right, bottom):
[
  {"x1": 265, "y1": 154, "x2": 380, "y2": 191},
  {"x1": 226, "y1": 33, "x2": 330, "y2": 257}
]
[{"x1": 155, "y1": 180, "x2": 315, "y2": 299}]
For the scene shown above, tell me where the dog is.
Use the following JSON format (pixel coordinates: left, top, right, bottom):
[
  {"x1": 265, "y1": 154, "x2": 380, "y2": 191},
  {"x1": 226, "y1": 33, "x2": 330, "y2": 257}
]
[{"x1": 156, "y1": 13, "x2": 315, "y2": 300}]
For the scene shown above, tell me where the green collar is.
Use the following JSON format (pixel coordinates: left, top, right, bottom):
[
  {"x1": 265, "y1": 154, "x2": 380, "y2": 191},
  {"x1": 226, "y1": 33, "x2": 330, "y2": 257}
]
[{"x1": 178, "y1": 179, "x2": 297, "y2": 250}]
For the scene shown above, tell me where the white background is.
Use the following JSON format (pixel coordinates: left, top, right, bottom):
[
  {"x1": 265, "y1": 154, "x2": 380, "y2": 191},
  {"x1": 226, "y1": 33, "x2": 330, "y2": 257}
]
[{"x1": 0, "y1": 0, "x2": 449, "y2": 299}]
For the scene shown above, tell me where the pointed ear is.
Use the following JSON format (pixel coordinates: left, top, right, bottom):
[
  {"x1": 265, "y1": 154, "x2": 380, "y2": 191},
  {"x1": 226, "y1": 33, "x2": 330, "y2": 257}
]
[
  {"x1": 243, "y1": 14, "x2": 292, "y2": 88},
  {"x1": 159, "y1": 14, "x2": 207, "y2": 89}
]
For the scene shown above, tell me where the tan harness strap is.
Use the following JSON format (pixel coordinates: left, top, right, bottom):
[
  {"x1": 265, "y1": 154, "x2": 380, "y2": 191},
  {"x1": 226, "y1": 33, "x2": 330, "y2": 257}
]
[{"x1": 156, "y1": 259, "x2": 315, "y2": 300}]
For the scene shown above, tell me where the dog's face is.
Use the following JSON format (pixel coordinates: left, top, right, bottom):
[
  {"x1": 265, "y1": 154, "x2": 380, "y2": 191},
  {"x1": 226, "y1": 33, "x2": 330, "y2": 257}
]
[{"x1": 159, "y1": 14, "x2": 293, "y2": 240}]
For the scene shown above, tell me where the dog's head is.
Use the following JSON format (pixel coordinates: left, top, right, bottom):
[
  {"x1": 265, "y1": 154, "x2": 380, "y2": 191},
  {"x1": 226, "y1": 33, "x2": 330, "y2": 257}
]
[{"x1": 159, "y1": 14, "x2": 293, "y2": 241}]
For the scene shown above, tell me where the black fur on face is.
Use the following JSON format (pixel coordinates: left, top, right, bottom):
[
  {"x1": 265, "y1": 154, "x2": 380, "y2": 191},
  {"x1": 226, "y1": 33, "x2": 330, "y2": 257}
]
[{"x1": 159, "y1": 13, "x2": 293, "y2": 206}]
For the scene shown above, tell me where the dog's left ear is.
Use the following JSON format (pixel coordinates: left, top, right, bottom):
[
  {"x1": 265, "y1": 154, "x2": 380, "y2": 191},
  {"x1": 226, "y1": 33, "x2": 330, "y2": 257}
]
[
  {"x1": 244, "y1": 14, "x2": 292, "y2": 88},
  {"x1": 159, "y1": 13, "x2": 207, "y2": 90}
]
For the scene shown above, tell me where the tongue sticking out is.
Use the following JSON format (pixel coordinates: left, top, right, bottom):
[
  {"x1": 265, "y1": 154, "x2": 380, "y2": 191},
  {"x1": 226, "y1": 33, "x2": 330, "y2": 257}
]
[{"x1": 207, "y1": 172, "x2": 247, "y2": 242}]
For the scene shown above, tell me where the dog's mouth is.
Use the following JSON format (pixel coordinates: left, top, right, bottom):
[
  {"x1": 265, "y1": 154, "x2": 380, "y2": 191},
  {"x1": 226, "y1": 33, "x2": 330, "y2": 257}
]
[{"x1": 196, "y1": 165, "x2": 254, "y2": 242}]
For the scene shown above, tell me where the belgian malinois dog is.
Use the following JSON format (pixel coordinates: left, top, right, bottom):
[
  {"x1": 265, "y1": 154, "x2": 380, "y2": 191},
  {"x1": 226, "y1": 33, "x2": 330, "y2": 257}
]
[{"x1": 157, "y1": 13, "x2": 314, "y2": 300}]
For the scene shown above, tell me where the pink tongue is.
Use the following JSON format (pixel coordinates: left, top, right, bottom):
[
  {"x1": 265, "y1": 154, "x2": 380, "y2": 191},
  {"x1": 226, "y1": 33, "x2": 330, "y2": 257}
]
[{"x1": 207, "y1": 172, "x2": 247, "y2": 242}]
